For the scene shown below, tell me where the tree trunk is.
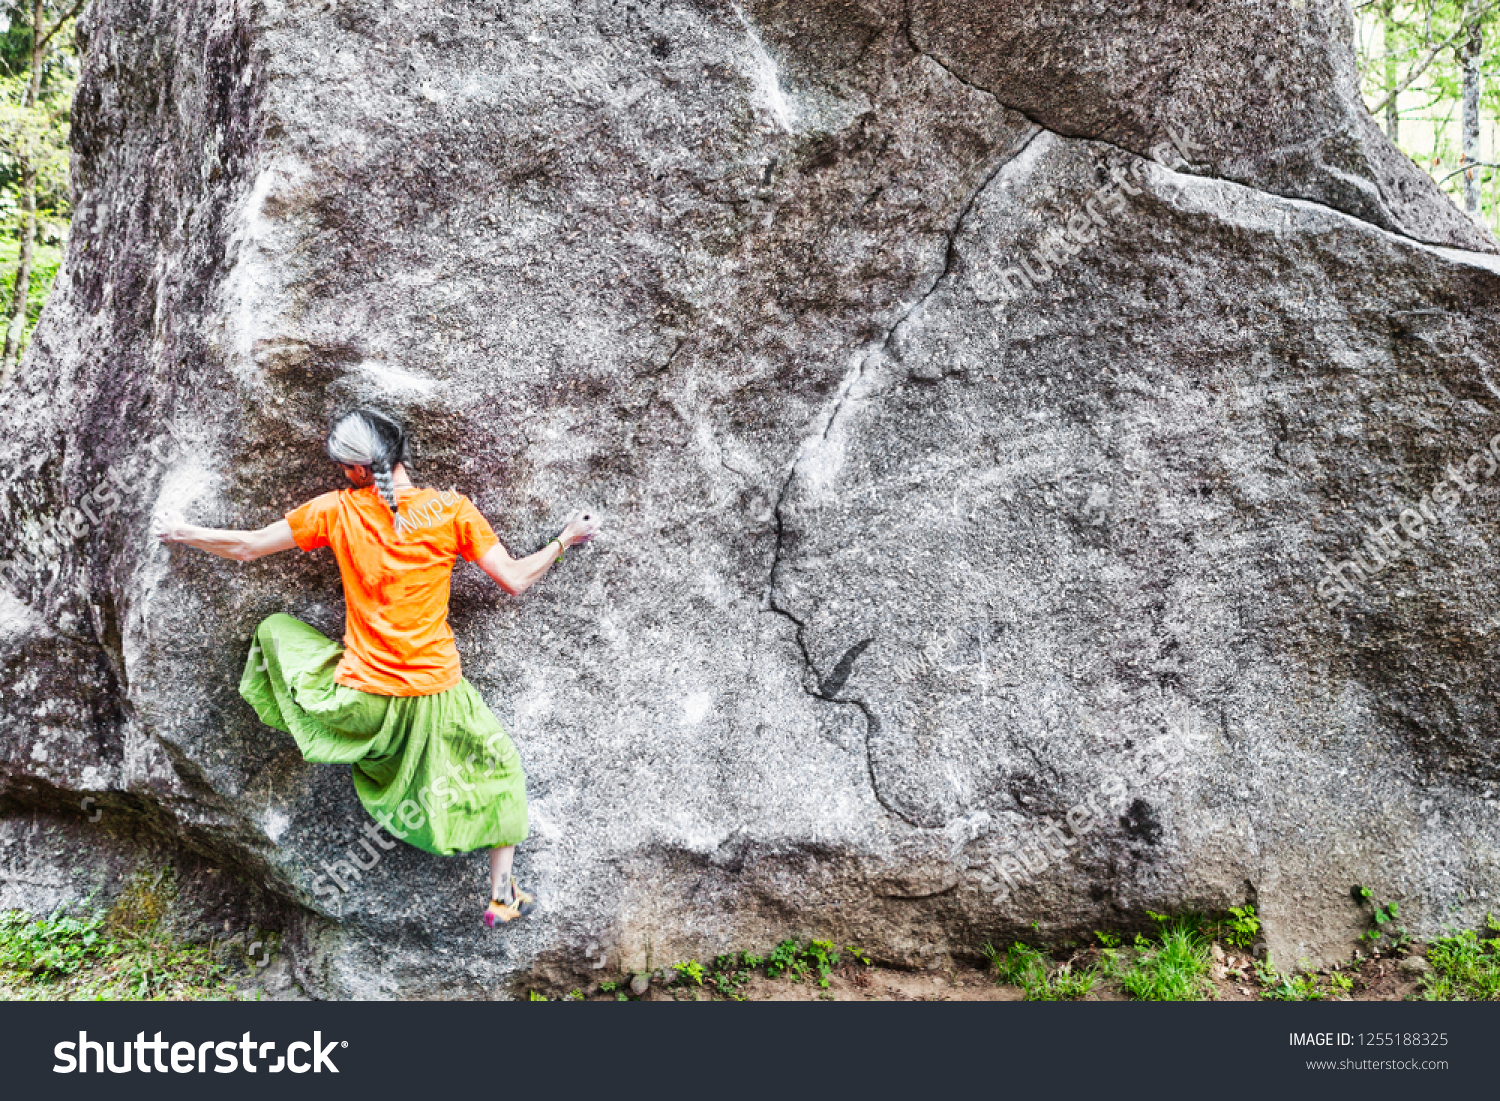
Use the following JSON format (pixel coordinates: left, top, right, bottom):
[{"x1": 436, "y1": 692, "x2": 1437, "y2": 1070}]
[
  {"x1": 1, "y1": 0, "x2": 48, "y2": 378},
  {"x1": 0, "y1": 161, "x2": 36, "y2": 378},
  {"x1": 1383, "y1": 0, "x2": 1400, "y2": 144},
  {"x1": 1461, "y1": 1, "x2": 1485, "y2": 217}
]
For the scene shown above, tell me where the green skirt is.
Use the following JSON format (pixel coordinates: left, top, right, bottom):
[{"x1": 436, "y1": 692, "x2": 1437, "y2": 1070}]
[{"x1": 237, "y1": 612, "x2": 529, "y2": 856}]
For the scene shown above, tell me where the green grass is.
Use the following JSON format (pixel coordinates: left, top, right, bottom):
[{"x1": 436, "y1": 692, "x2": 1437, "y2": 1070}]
[
  {"x1": 1254, "y1": 959, "x2": 1329, "y2": 1001},
  {"x1": 1100, "y1": 917, "x2": 1216, "y2": 1001},
  {"x1": 986, "y1": 914, "x2": 1216, "y2": 1001},
  {"x1": 984, "y1": 942, "x2": 1097, "y2": 1000},
  {"x1": 0, "y1": 872, "x2": 249, "y2": 1001},
  {"x1": 1418, "y1": 915, "x2": 1500, "y2": 1001},
  {"x1": 609, "y1": 940, "x2": 871, "y2": 1001},
  {"x1": 0, "y1": 908, "x2": 243, "y2": 1000}
]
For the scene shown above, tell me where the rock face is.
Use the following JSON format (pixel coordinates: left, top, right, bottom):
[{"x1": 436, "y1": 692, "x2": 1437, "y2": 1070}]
[{"x1": 3, "y1": 0, "x2": 1499, "y2": 996}]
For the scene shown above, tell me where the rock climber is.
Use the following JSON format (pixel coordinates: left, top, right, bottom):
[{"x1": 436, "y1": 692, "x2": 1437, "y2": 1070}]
[{"x1": 152, "y1": 407, "x2": 600, "y2": 927}]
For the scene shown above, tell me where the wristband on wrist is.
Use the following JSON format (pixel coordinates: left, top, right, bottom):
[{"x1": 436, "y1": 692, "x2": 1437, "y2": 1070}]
[{"x1": 550, "y1": 537, "x2": 565, "y2": 563}]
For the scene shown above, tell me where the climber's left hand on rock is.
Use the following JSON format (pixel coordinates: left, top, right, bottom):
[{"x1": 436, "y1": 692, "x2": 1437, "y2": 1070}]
[{"x1": 152, "y1": 508, "x2": 186, "y2": 543}]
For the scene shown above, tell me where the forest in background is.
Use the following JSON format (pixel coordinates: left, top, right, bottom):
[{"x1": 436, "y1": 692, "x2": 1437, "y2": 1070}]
[
  {"x1": 0, "y1": 0, "x2": 1491, "y2": 385},
  {"x1": 1357, "y1": 0, "x2": 1500, "y2": 233},
  {"x1": 0, "y1": 0, "x2": 77, "y2": 387}
]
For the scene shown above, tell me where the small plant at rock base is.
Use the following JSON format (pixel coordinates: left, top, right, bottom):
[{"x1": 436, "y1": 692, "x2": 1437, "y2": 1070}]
[
  {"x1": 1353, "y1": 886, "x2": 1410, "y2": 952},
  {"x1": 1254, "y1": 958, "x2": 1326, "y2": 1002},
  {"x1": 983, "y1": 942, "x2": 1096, "y2": 1001},
  {"x1": 1101, "y1": 918, "x2": 1215, "y2": 1001},
  {"x1": 0, "y1": 890, "x2": 240, "y2": 1002},
  {"x1": 709, "y1": 955, "x2": 752, "y2": 1000},
  {"x1": 766, "y1": 939, "x2": 802, "y2": 980},
  {"x1": 802, "y1": 940, "x2": 841, "y2": 987},
  {"x1": 0, "y1": 908, "x2": 112, "y2": 978},
  {"x1": 1328, "y1": 971, "x2": 1354, "y2": 998},
  {"x1": 671, "y1": 959, "x2": 705, "y2": 986},
  {"x1": 1224, "y1": 905, "x2": 1261, "y2": 950},
  {"x1": 764, "y1": 939, "x2": 845, "y2": 986},
  {"x1": 563, "y1": 988, "x2": 584, "y2": 1001},
  {"x1": 1419, "y1": 914, "x2": 1500, "y2": 1001}
]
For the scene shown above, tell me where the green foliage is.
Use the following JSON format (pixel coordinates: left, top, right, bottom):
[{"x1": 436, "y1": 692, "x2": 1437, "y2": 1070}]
[
  {"x1": 0, "y1": 2, "x2": 80, "y2": 86},
  {"x1": 0, "y1": 70, "x2": 72, "y2": 220},
  {"x1": 528, "y1": 990, "x2": 547, "y2": 1001},
  {"x1": 0, "y1": 896, "x2": 242, "y2": 1001},
  {"x1": 765, "y1": 938, "x2": 801, "y2": 979},
  {"x1": 599, "y1": 941, "x2": 864, "y2": 1001},
  {"x1": 1419, "y1": 913, "x2": 1500, "y2": 1000},
  {"x1": 1223, "y1": 905, "x2": 1261, "y2": 950},
  {"x1": 1100, "y1": 918, "x2": 1216, "y2": 1001},
  {"x1": 671, "y1": 959, "x2": 705, "y2": 986},
  {"x1": 801, "y1": 940, "x2": 841, "y2": 988},
  {"x1": 0, "y1": 6, "x2": 79, "y2": 232},
  {"x1": 0, "y1": 231, "x2": 57, "y2": 337},
  {"x1": 706, "y1": 952, "x2": 759, "y2": 1000},
  {"x1": 563, "y1": 988, "x2": 584, "y2": 1001},
  {"x1": 1255, "y1": 959, "x2": 1328, "y2": 1002},
  {"x1": 1354, "y1": 886, "x2": 1411, "y2": 951},
  {"x1": 0, "y1": 3, "x2": 79, "y2": 365},
  {"x1": 984, "y1": 942, "x2": 1097, "y2": 1001},
  {"x1": 765, "y1": 938, "x2": 844, "y2": 987},
  {"x1": 0, "y1": 907, "x2": 111, "y2": 977},
  {"x1": 1354, "y1": 1, "x2": 1500, "y2": 233}
]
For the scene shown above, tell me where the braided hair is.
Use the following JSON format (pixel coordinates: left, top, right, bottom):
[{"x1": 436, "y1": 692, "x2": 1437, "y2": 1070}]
[{"x1": 326, "y1": 409, "x2": 412, "y2": 537}]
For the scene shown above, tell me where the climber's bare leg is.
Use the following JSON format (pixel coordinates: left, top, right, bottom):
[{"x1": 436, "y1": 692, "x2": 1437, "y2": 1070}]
[
  {"x1": 484, "y1": 845, "x2": 535, "y2": 927},
  {"x1": 490, "y1": 845, "x2": 515, "y2": 904}
]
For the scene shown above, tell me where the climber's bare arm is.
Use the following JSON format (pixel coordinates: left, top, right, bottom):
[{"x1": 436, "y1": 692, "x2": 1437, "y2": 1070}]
[
  {"x1": 477, "y1": 509, "x2": 601, "y2": 597},
  {"x1": 153, "y1": 511, "x2": 298, "y2": 562}
]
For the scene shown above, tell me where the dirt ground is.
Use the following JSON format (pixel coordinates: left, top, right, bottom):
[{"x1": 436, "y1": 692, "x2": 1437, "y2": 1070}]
[{"x1": 613, "y1": 948, "x2": 1430, "y2": 1002}]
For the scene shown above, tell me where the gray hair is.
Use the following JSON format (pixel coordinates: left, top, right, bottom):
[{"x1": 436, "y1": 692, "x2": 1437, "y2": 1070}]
[{"x1": 326, "y1": 409, "x2": 411, "y2": 537}]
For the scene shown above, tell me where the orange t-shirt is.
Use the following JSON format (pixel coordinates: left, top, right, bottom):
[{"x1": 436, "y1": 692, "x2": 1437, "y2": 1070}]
[{"x1": 285, "y1": 485, "x2": 501, "y2": 697}]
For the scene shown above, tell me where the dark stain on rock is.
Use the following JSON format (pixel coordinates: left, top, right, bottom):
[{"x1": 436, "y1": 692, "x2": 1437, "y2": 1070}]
[{"x1": 1121, "y1": 798, "x2": 1163, "y2": 845}]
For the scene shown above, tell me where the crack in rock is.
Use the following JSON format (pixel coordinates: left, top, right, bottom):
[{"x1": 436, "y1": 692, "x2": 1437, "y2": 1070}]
[
  {"x1": 763, "y1": 129, "x2": 1040, "y2": 830},
  {"x1": 899, "y1": 0, "x2": 1487, "y2": 257}
]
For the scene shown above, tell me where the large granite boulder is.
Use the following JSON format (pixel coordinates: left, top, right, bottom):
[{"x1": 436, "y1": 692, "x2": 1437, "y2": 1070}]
[{"x1": 2, "y1": 0, "x2": 1498, "y2": 996}]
